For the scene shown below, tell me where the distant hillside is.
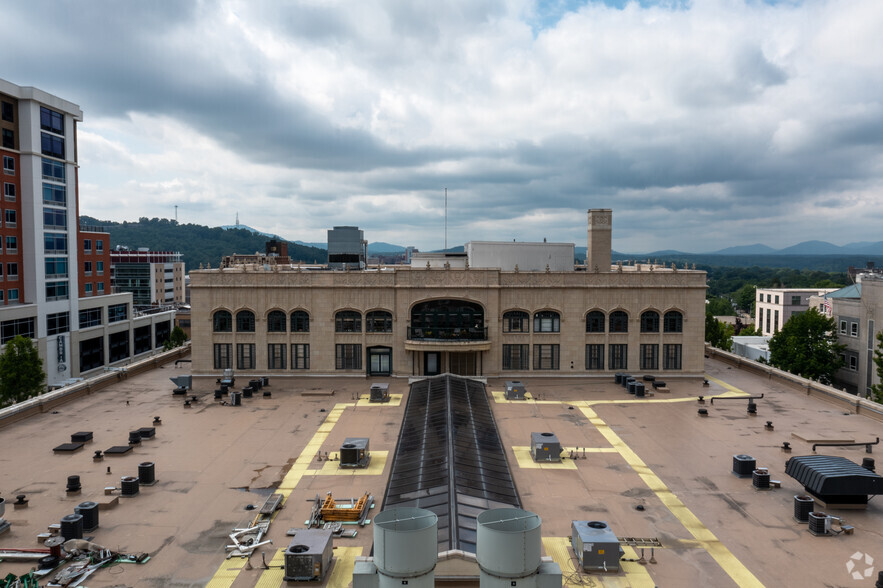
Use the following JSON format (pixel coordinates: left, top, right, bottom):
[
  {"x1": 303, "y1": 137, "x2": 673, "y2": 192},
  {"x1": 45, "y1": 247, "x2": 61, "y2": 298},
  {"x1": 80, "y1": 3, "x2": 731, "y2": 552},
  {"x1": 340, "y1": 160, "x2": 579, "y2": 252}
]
[{"x1": 81, "y1": 216, "x2": 327, "y2": 270}]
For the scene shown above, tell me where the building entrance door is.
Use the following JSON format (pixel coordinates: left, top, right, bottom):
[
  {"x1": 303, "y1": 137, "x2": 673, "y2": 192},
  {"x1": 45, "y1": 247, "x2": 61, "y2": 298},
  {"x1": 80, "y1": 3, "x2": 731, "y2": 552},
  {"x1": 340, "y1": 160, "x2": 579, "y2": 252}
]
[
  {"x1": 368, "y1": 347, "x2": 391, "y2": 376},
  {"x1": 449, "y1": 352, "x2": 477, "y2": 376},
  {"x1": 425, "y1": 352, "x2": 441, "y2": 376}
]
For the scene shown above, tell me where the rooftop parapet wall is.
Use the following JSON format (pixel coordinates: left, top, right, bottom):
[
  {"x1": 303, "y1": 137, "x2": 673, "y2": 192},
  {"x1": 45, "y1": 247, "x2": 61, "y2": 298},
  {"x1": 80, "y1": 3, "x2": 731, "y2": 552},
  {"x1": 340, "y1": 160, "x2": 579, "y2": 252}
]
[{"x1": 705, "y1": 344, "x2": 883, "y2": 423}]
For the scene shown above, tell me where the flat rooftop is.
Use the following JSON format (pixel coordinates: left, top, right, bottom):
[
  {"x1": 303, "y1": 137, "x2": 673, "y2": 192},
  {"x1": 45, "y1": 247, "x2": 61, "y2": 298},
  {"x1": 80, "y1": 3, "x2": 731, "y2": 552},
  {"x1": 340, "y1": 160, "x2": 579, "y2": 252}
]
[{"x1": 1, "y1": 357, "x2": 882, "y2": 587}]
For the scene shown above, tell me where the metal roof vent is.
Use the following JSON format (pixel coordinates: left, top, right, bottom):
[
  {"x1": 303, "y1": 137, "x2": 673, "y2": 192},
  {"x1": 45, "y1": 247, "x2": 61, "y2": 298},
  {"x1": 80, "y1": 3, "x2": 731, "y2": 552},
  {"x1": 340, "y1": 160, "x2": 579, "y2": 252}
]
[
  {"x1": 369, "y1": 383, "x2": 390, "y2": 403},
  {"x1": 785, "y1": 455, "x2": 883, "y2": 508},
  {"x1": 371, "y1": 507, "x2": 438, "y2": 587},
  {"x1": 505, "y1": 381, "x2": 526, "y2": 400}
]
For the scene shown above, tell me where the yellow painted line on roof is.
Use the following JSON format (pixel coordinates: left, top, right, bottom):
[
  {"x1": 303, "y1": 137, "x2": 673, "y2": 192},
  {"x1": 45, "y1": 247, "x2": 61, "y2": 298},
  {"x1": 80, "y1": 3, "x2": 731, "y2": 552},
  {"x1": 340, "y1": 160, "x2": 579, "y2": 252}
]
[
  {"x1": 542, "y1": 537, "x2": 655, "y2": 587},
  {"x1": 356, "y1": 393, "x2": 403, "y2": 407},
  {"x1": 204, "y1": 558, "x2": 246, "y2": 588},
  {"x1": 302, "y1": 451, "x2": 389, "y2": 476},
  {"x1": 210, "y1": 402, "x2": 354, "y2": 586},
  {"x1": 490, "y1": 391, "x2": 561, "y2": 404},
  {"x1": 580, "y1": 406, "x2": 764, "y2": 588},
  {"x1": 512, "y1": 446, "x2": 618, "y2": 470},
  {"x1": 705, "y1": 374, "x2": 750, "y2": 396},
  {"x1": 277, "y1": 402, "x2": 354, "y2": 498},
  {"x1": 327, "y1": 546, "x2": 363, "y2": 587},
  {"x1": 254, "y1": 547, "x2": 286, "y2": 588}
]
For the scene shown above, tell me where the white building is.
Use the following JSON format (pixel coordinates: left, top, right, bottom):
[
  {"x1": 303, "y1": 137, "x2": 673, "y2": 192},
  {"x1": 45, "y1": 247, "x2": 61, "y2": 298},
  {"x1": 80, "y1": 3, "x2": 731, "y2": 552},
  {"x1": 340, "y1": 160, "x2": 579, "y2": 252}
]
[{"x1": 755, "y1": 287, "x2": 837, "y2": 336}]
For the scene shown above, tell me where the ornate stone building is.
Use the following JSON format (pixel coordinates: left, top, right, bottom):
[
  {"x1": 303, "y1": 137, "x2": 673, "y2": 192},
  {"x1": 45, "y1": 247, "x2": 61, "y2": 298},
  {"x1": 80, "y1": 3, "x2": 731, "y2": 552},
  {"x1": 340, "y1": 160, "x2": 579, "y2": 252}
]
[{"x1": 190, "y1": 210, "x2": 707, "y2": 379}]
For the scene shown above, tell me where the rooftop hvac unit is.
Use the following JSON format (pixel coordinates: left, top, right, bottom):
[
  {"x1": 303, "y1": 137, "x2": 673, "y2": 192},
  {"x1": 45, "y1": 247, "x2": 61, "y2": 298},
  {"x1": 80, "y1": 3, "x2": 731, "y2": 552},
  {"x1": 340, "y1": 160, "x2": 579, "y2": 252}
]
[
  {"x1": 369, "y1": 383, "x2": 389, "y2": 403},
  {"x1": 505, "y1": 380, "x2": 526, "y2": 400},
  {"x1": 340, "y1": 438, "x2": 371, "y2": 468},
  {"x1": 283, "y1": 529, "x2": 333, "y2": 582},
  {"x1": 733, "y1": 454, "x2": 756, "y2": 478},
  {"x1": 571, "y1": 520, "x2": 624, "y2": 573},
  {"x1": 531, "y1": 432, "x2": 562, "y2": 462}
]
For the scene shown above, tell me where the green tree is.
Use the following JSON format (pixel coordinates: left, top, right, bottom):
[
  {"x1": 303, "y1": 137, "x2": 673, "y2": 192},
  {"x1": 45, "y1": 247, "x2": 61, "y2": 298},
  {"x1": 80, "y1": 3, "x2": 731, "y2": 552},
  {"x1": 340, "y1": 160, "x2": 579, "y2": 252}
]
[
  {"x1": 706, "y1": 296, "x2": 735, "y2": 316},
  {"x1": 869, "y1": 331, "x2": 883, "y2": 404},
  {"x1": 736, "y1": 284, "x2": 756, "y2": 315},
  {"x1": 705, "y1": 313, "x2": 734, "y2": 351},
  {"x1": 738, "y1": 324, "x2": 758, "y2": 336},
  {"x1": 768, "y1": 308, "x2": 844, "y2": 385},
  {"x1": 0, "y1": 336, "x2": 46, "y2": 406},
  {"x1": 163, "y1": 326, "x2": 188, "y2": 351}
]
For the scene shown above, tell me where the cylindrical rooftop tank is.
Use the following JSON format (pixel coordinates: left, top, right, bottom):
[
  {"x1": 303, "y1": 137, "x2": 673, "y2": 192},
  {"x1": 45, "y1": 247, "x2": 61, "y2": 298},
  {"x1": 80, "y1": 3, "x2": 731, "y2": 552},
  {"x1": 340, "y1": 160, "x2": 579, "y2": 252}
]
[
  {"x1": 373, "y1": 507, "x2": 438, "y2": 588},
  {"x1": 476, "y1": 508, "x2": 542, "y2": 585}
]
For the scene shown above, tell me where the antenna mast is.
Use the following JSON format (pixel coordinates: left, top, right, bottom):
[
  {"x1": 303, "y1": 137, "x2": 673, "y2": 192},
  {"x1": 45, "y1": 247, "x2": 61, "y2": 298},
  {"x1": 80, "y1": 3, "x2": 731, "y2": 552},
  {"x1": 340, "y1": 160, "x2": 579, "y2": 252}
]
[
  {"x1": 444, "y1": 188, "x2": 448, "y2": 252},
  {"x1": 174, "y1": 205, "x2": 178, "y2": 223}
]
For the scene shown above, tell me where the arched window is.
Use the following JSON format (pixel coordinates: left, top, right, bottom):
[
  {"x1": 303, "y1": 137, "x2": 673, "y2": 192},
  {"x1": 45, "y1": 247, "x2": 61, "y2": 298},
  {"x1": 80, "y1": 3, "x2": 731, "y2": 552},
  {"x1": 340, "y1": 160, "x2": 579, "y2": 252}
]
[
  {"x1": 609, "y1": 311, "x2": 629, "y2": 333},
  {"x1": 641, "y1": 311, "x2": 660, "y2": 333},
  {"x1": 335, "y1": 310, "x2": 362, "y2": 333},
  {"x1": 267, "y1": 310, "x2": 287, "y2": 332},
  {"x1": 236, "y1": 310, "x2": 255, "y2": 332},
  {"x1": 503, "y1": 310, "x2": 529, "y2": 333},
  {"x1": 366, "y1": 310, "x2": 393, "y2": 333},
  {"x1": 291, "y1": 311, "x2": 310, "y2": 332},
  {"x1": 410, "y1": 299, "x2": 485, "y2": 340},
  {"x1": 586, "y1": 311, "x2": 605, "y2": 333},
  {"x1": 534, "y1": 311, "x2": 560, "y2": 333},
  {"x1": 664, "y1": 311, "x2": 683, "y2": 333},
  {"x1": 213, "y1": 310, "x2": 232, "y2": 332}
]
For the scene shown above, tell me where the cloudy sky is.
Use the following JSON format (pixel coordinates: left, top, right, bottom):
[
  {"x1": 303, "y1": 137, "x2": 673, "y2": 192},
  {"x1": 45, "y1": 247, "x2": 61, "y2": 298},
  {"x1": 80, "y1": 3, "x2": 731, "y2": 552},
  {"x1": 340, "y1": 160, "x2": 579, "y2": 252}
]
[{"x1": 5, "y1": 0, "x2": 883, "y2": 252}]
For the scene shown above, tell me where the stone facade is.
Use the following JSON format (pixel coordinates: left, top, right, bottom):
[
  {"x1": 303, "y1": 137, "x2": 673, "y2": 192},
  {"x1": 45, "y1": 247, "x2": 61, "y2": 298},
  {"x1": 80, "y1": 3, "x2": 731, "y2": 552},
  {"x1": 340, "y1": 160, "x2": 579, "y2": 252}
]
[{"x1": 190, "y1": 263, "x2": 707, "y2": 379}]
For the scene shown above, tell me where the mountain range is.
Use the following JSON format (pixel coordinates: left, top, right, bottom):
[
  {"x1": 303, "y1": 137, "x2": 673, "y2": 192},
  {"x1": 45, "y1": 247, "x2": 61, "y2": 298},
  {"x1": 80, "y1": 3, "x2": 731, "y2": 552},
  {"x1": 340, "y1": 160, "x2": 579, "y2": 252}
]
[{"x1": 221, "y1": 225, "x2": 883, "y2": 257}]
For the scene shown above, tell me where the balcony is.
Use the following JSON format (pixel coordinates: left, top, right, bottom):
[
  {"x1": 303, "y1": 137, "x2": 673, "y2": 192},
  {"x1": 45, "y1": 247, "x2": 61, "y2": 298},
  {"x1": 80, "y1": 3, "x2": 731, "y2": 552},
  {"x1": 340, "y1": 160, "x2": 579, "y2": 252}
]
[{"x1": 405, "y1": 326, "x2": 491, "y2": 352}]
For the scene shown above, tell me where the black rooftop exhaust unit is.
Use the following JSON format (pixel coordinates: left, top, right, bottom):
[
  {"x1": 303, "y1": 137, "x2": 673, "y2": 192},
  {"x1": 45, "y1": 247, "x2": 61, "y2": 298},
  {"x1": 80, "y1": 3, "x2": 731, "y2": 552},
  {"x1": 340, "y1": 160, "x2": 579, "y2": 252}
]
[{"x1": 785, "y1": 455, "x2": 883, "y2": 508}]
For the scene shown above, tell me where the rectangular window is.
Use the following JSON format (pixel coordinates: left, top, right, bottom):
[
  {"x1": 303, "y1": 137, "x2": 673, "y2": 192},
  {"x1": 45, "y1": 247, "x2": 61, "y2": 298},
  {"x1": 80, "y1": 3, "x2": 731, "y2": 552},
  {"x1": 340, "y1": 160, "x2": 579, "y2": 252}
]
[
  {"x1": 6, "y1": 263, "x2": 18, "y2": 279},
  {"x1": 1, "y1": 129, "x2": 14, "y2": 149},
  {"x1": 791, "y1": 295, "x2": 801, "y2": 305},
  {"x1": 79, "y1": 307, "x2": 102, "y2": 328},
  {"x1": 97, "y1": 282, "x2": 104, "y2": 293},
  {"x1": 8, "y1": 288, "x2": 19, "y2": 302},
  {"x1": 236, "y1": 343, "x2": 255, "y2": 370},
  {"x1": 766, "y1": 295, "x2": 771, "y2": 303},
  {"x1": 2, "y1": 156, "x2": 14, "y2": 174},
  {"x1": 1, "y1": 317, "x2": 35, "y2": 343},
  {"x1": 213, "y1": 343, "x2": 232, "y2": 369},
  {"x1": 774, "y1": 295, "x2": 779, "y2": 304},
  {"x1": 4, "y1": 209, "x2": 16, "y2": 227},
  {"x1": 44, "y1": 233, "x2": 67, "y2": 254},
  {"x1": 41, "y1": 132, "x2": 64, "y2": 159},
  {"x1": 109, "y1": 331, "x2": 129, "y2": 363},
  {"x1": 5, "y1": 236, "x2": 16, "y2": 253},
  {"x1": 585, "y1": 344, "x2": 604, "y2": 370},
  {"x1": 79, "y1": 336, "x2": 104, "y2": 371},
  {"x1": 3, "y1": 183, "x2": 14, "y2": 201},
  {"x1": 268, "y1": 344, "x2": 287, "y2": 369},
  {"x1": 84, "y1": 261, "x2": 92, "y2": 275},
  {"x1": 640, "y1": 344, "x2": 658, "y2": 370},
  {"x1": 533, "y1": 313, "x2": 560, "y2": 333},
  {"x1": 43, "y1": 208, "x2": 67, "y2": 230},
  {"x1": 773, "y1": 310, "x2": 779, "y2": 332},
  {"x1": 502, "y1": 344, "x2": 529, "y2": 370},
  {"x1": 765, "y1": 309, "x2": 771, "y2": 333},
  {"x1": 503, "y1": 313, "x2": 529, "y2": 333},
  {"x1": 85, "y1": 283, "x2": 93, "y2": 295},
  {"x1": 96, "y1": 239, "x2": 104, "y2": 252},
  {"x1": 849, "y1": 355, "x2": 858, "y2": 371},
  {"x1": 609, "y1": 344, "x2": 628, "y2": 370},
  {"x1": 839, "y1": 320, "x2": 847, "y2": 334},
  {"x1": 1, "y1": 101, "x2": 12, "y2": 122},
  {"x1": 40, "y1": 106, "x2": 64, "y2": 135},
  {"x1": 335, "y1": 344, "x2": 362, "y2": 369},
  {"x1": 155, "y1": 320, "x2": 170, "y2": 348},
  {"x1": 292, "y1": 344, "x2": 310, "y2": 370},
  {"x1": 45, "y1": 280, "x2": 69, "y2": 301},
  {"x1": 96, "y1": 261, "x2": 104, "y2": 275},
  {"x1": 663, "y1": 344, "x2": 682, "y2": 370},
  {"x1": 134, "y1": 325, "x2": 152, "y2": 355},
  {"x1": 43, "y1": 183, "x2": 66, "y2": 205},
  {"x1": 851, "y1": 322, "x2": 859, "y2": 337},
  {"x1": 83, "y1": 239, "x2": 92, "y2": 252},
  {"x1": 533, "y1": 344, "x2": 560, "y2": 370},
  {"x1": 108, "y1": 303, "x2": 128, "y2": 323},
  {"x1": 42, "y1": 158, "x2": 65, "y2": 182}
]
